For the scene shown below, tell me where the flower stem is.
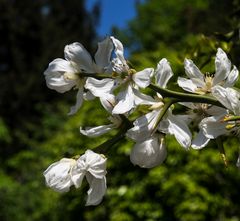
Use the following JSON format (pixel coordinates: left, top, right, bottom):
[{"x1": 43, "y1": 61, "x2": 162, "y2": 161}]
[
  {"x1": 216, "y1": 137, "x2": 228, "y2": 167},
  {"x1": 148, "y1": 83, "x2": 223, "y2": 107},
  {"x1": 80, "y1": 73, "x2": 113, "y2": 79},
  {"x1": 151, "y1": 99, "x2": 176, "y2": 135},
  {"x1": 93, "y1": 115, "x2": 133, "y2": 153}
]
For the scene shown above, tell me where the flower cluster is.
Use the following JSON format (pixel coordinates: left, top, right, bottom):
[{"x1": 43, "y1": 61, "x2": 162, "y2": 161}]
[{"x1": 43, "y1": 36, "x2": 239, "y2": 205}]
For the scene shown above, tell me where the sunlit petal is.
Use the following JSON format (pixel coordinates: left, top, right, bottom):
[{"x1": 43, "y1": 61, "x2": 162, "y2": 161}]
[
  {"x1": 130, "y1": 135, "x2": 167, "y2": 168},
  {"x1": 132, "y1": 68, "x2": 153, "y2": 88},
  {"x1": 177, "y1": 77, "x2": 198, "y2": 93},
  {"x1": 80, "y1": 124, "x2": 115, "y2": 137},
  {"x1": 213, "y1": 48, "x2": 231, "y2": 85},
  {"x1": 155, "y1": 58, "x2": 173, "y2": 88},
  {"x1": 184, "y1": 58, "x2": 204, "y2": 80},
  {"x1": 64, "y1": 42, "x2": 94, "y2": 73}
]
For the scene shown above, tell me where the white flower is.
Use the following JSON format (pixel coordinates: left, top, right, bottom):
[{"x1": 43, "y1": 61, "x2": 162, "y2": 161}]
[
  {"x1": 110, "y1": 37, "x2": 155, "y2": 114},
  {"x1": 43, "y1": 150, "x2": 107, "y2": 206},
  {"x1": 76, "y1": 150, "x2": 107, "y2": 206},
  {"x1": 130, "y1": 134, "x2": 167, "y2": 168},
  {"x1": 84, "y1": 36, "x2": 154, "y2": 113},
  {"x1": 201, "y1": 85, "x2": 240, "y2": 139},
  {"x1": 43, "y1": 158, "x2": 80, "y2": 193},
  {"x1": 177, "y1": 48, "x2": 238, "y2": 94},
  {"x1": 180, "y1": 102, "x2": 227, "y2": 149},
  {"x1": 44, "y1": 37, "x2": 114, "y2": 115},
  {"x1": 127, "y1": 58, "x2": 192, "y2": 149}
]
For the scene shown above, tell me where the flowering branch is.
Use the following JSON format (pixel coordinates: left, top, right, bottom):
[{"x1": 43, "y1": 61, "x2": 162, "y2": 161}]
[{"x1": 42, "y1": 36, "x2": 240, "y2": 206}]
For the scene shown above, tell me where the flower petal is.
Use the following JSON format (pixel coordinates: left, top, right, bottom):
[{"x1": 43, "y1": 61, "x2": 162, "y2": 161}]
[
  {"x1": 43, "y1": 158, "x2": 76, "y2": 193},
  {"x1": 112, "y1": 85, "x2": 135, "y2": 114},
  {"x1": 44, "y1": 58, "x2": 77, "y2": 93},
  {"x1": 85, "y1": 77, "x2": 115, "y2": 98},
  {"x1": 132, "y1": 88, "x2": 156, "y2": 106},
  {"x1": 177, "y1": 77, "x2": 198, "y2": 93},
  {"x1": 64, "y1": 42, "x2": 94, "y2": 73},
  {"x1": 184, "y1": 58, "x2": 204, "y2": 80},
  {"x1": 223, "y1": 65, "x2": 239, "y2": 87},
  {"x1": 68, "y1": 87, "x2": 84, "y2": 115},
  {"x1": 132, "y1": 68, "x2": 153, "y2": 88},
  {"x1": 86, "y1": 175, "x2": 107, "y2": 206},
  {"x1": 71, "y1": 171, "x2": 85, "y2": 189},
  {"x1": 200, "y1": 115, "x2": 227, "y2": 139},
  {"x1": 155, "y1": 58, "x2": 173, "y2": 88},
  {"x1": 100, "y1": 94, "x2": 116, "y2": 113},
  {"x1": 110, "y1": 36, "x2": 127, "y2": 66},
  {"x1": 191, "y1": 129, "x2": 210, "y2": 149},
  {"x1": 94, "y1": 37, "x2": 113, "y2": 70},
  {"x1": 130, "y1": 135, "x2": 167, "y2": 168},
  {"x1": 127, "y1": 110, "x2": 160, "y2": 141},
  {"x1": 80, "y1": 124, "x2": 115, "y2": 137},
  {"x1": 212, "y1": 86, "x2": 240, "y2": 115},
  {"x1": 213, "y1": 48, "x2": 231, "y2": 85},
  {"x1": 161, "y1": 113, "x2": 192, "y2": 149}
]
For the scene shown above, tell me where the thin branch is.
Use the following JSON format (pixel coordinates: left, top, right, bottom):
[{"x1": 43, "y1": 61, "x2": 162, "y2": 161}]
[{"x1": 148, "y1": 83, "x2": 223, "y2": 107}]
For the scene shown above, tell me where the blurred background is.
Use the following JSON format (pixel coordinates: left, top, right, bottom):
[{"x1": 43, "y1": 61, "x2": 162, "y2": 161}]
[{"x1": 1, "y1": 0, "x2": 240, "y2": 220}]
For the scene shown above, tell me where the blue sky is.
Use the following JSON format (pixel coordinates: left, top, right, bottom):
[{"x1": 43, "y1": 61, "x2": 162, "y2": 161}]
[{"x1": 86, "y1": 0, "x2": 138, "y2": 36}]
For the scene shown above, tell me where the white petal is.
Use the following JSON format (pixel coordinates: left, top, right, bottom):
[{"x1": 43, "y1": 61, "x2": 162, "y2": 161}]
[
  {"x1": 177, "y1": 77, "x2": 198, "y2": 93},
  {"x1": 86, "y1": 175, "x2": 106, "y2": 206},
  {"x1": 44, "y1": 58, "x2": 78, "y2": 73},
  {"x1": 78, "y1": 150, "x2": 107, "y2": 179},
  {"x1": 191, "y1": 129, "x2": 210, "y2": 149},
  {"x1": 112, "y1": 85, "x2": 135, "y2": 114},
  {"x1": 110, "y1": 36, "x2": 127, "y2": 65},
  {"x1": 212, "y1": 86, "x2": 240, "y2": 115},
  {"x1": 68, "y1": 87, "x2": 84, "y2": 115},
  {"x1": 130, "y1": 135, "x2": 167, "y2": 168},
  {"x1": 132, "y1": 88, "x2": 156, "y2": 106},
  {"x1": 223, "y1": 65, "x2": 239, "y2": 87},
  {"x1": 155, "y1": 58, "x2": 173, "y2": 88},
  {"x1": 94, "y1": 37, "x2": 113, "y2": 69},
  {"x1": 132, "y1": 68, "x2": 153, "y2": 88},
  {"x1": 85, "y1": 77, "x2": 115, "y2": 98},
  {"x1": 80, "y1": 124, "x2": 115, "y2": 137},
  {"x1": 184, "y1": 58, "x2": 204, "y2": 80},
  {"x1": 71, "y1": 172, "x2": 85, "y2": 189},
  {"x1": 64, "y1": 42, "x2": 94, "y2": 73},
  {"x1": 213, "y1": 48, "x2": 231, "y2": 85},
  {"x1": 43, "y1": 158, "x2": 76, "y2": 193},
  {"x1": 161, "y1": 113, "x2": 192, "y2": 149},
  {"x1": 99, "y1": 94, "x2": 116, "y2": 113},
  {"x1": 127, "y1": 110, "x2": 160, "y2": 141},
  {"x1": 226, "y1": 88, "x2": 240, "y2": 115},
  {"x1": 200, "y1": 115, "x2": 227, "y2": 139}
]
